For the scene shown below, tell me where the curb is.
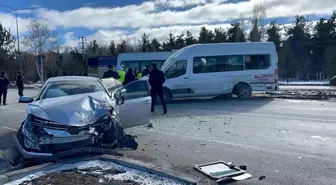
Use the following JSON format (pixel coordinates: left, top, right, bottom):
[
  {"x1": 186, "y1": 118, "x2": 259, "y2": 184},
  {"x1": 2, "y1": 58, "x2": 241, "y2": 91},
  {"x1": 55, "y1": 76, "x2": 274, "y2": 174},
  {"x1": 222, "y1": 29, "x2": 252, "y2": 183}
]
[{"x1": 1, "y1": 155, "x2": 196, "y2": 185}]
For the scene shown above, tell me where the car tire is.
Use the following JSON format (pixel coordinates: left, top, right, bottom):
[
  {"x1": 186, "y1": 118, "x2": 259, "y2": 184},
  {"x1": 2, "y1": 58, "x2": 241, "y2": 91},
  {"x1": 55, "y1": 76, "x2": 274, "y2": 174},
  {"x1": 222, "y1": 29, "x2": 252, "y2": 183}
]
[{"x1": 237, "y1": 84, "x2": 251, "y2": 100}]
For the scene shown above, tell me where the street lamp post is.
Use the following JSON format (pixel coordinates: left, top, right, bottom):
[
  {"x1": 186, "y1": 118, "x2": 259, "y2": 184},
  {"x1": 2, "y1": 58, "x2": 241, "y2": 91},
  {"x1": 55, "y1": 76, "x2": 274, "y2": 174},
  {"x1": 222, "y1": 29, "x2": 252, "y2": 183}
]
[{"x1": 0, "y1": 4, "x2": 37, "y2": 75}]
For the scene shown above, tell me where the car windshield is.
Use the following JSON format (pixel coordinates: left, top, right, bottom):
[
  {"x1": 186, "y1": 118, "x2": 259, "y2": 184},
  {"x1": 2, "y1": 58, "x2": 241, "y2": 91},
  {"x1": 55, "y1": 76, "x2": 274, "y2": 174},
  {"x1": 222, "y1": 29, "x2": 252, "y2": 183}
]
[{"x1": 39, "y1": 80, "x2": 107, "y2": 100}]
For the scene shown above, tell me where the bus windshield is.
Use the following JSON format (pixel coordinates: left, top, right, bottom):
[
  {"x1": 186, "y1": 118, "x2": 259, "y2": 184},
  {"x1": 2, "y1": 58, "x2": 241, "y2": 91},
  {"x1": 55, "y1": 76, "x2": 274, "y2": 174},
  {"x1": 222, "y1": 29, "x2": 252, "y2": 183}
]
[{"x1": 161, "y1": 47, "x2": 187, "y2": 70}]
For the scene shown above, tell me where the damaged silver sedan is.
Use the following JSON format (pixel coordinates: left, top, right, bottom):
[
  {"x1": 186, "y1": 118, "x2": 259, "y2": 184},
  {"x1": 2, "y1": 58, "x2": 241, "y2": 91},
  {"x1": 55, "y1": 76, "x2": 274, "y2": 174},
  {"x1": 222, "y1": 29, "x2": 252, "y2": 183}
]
[{"x1": 15, "y1": 76, "x2": 151, "y2": 160}]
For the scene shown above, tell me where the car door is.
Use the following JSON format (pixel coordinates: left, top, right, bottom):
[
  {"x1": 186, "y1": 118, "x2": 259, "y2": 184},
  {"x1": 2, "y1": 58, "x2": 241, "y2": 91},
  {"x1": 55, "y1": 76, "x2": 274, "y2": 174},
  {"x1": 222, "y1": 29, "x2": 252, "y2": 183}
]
[
  {"x1": 163, "y1": 59, "x2": 189, "y2": 98},
  {"x1": 118, "y1": 80, "x2": 151, "y2": 129}
]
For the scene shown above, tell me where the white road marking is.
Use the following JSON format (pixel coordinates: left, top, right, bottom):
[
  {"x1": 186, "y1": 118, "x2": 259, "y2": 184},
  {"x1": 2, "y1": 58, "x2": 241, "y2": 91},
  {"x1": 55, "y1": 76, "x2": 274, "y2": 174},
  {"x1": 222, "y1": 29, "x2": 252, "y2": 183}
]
[
  {"x1": 311, "y1": 136, "x2": 330, "y2": 141},
  {"x1": 0, "y1": 107, "x2": 26, "y2": 113},
  {"x1": 2, "y1": 126, "x2": 17, "y2": 131},
  {"x1": 243, "y1": 112, "x2": 336, "y2": 123}
]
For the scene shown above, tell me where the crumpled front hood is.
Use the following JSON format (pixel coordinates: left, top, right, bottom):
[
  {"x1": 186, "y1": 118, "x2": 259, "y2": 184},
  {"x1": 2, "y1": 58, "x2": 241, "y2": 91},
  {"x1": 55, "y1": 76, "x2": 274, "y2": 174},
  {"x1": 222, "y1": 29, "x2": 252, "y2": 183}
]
[{"x1": 27, "y1": 91, "x2": 114, "y2": 127}]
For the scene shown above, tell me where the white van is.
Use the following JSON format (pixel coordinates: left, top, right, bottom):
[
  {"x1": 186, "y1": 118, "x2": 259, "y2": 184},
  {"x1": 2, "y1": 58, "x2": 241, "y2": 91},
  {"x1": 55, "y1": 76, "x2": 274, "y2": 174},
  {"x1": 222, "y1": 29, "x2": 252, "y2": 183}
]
[
  {"x1": 160, "y1": 42, "x2": 278, "y2": 101},
  {"x1": 117, "y1": 52, "x2": 174, "y2": 72}
]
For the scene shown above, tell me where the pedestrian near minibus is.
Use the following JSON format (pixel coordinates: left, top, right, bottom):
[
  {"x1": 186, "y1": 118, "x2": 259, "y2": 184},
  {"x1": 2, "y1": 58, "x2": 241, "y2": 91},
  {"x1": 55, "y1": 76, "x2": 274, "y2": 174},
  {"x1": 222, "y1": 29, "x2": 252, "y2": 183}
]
[
  {"x1": 124, "y1": 68, "x2": 136, "y2": 86},
  {"x1": 16, "y1": 72, "x2": 24, "y2": 97},
  {"x1": 148, "y1": 63, "x2": 167, "y2": 114},
  {"x1": 0, "y1": 71, "x2": 10, "y2": 105},
  {"x1": 142, "y1": 65, "x2": 150, "y2": 76},
  {"x1": 103, "y1": 65, "x2": 120, "y2": 79},
  {"x1": 118, "y1": 66, "x2": 126, "y2": 83}
]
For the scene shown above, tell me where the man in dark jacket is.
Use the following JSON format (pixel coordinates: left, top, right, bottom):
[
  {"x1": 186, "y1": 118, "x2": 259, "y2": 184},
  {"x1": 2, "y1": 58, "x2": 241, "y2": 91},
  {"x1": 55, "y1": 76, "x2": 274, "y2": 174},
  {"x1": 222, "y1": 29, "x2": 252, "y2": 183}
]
[
  {"x1": 148, "y1": 63, "x2": 167, "y2": 114},
  {"x1": 16, "y1": 72, "x2": 24, "y2": 97},
  {"x1": 103, "y1": 65, "x2": 120, "y2": 79},
  {"x1": 123, "y1": 68, "x2": 136, "y2": 86},
  {"x1": 0, "y1": 72, "x2": 10, "y2": 105},
  {"x1": 142, "y1": 65, "x2": 150, "y2": 76}
]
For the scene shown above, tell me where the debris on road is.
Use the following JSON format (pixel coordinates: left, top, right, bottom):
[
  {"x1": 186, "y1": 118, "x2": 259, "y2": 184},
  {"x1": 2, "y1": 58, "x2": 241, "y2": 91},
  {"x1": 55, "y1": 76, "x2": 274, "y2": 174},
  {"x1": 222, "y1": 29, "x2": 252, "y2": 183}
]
[
  {"x1": 258, "y1": 176, "x2": 266, "y2": 180},
  {"x1": 147, "y1": 123, "x2": 154, "y2": 128},
  {"x1": 239, "y1": 165, "x2": 247, "y2": 170},
  {"x1": 194, "y1": 161, "x2": 251, "y2": 183}
]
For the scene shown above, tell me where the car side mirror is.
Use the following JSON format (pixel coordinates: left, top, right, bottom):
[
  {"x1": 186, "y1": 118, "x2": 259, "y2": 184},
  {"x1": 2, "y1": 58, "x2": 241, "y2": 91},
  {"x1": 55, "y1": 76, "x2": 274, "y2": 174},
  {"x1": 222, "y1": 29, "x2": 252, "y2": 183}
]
[
  {"x1": 114, "y1": 89, "x2": 125, "y2": 105},
  {"x1": 19, "y1": 96, "x2": 34, "y2": 103}
]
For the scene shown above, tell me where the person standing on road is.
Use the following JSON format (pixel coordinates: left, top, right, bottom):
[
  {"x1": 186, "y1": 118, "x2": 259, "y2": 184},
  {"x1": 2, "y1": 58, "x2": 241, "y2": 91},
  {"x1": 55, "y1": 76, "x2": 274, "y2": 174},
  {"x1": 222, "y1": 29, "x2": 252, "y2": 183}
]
[
  {"x1": 103, "y1": 65, "x2": 120, "y2": 79},
  {"x1": 123, "y1": 68, "x2": 136, "y2": 86},
  {"x1": 0, "y1": 72, "x2": 10, "y2": 105},
  {"x1": 149, "y1": 63, "x2": 167, "y2": 114},
  {"x1": 16, "y1": 72, "x2": 24, "y2": 97},
  {"x1": 117, "y1": 66, "x2": 126, "y2": 83},
  {"x1": 142, "y1": 65, "x2": 150, "y2": 76}
]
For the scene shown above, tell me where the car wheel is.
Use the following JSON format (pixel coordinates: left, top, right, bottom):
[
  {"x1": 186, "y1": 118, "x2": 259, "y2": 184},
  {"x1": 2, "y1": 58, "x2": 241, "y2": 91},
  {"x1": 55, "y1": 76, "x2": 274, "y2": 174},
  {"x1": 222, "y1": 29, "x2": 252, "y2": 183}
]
[{"x1": 237, "y1": 84, "x2": 251, "y2": 100}]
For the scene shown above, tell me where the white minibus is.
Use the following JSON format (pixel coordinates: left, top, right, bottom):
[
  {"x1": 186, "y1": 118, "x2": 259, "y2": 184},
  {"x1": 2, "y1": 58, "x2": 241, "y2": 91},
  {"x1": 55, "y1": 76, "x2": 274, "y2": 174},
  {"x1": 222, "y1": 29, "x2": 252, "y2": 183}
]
[{"x1": 160, "y1": 42, "x2": 278, "y2": 101}]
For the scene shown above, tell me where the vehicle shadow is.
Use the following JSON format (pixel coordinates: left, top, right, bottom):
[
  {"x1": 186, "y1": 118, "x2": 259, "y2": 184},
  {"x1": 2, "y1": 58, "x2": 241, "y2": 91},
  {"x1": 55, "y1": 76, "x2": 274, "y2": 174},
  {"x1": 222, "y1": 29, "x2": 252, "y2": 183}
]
[
  {"x1": 153, "y1": 97, "x2": 274, "y2": 118},
  {"x1": 0, "y1": 131, "x2": 16, "y2": 150}
]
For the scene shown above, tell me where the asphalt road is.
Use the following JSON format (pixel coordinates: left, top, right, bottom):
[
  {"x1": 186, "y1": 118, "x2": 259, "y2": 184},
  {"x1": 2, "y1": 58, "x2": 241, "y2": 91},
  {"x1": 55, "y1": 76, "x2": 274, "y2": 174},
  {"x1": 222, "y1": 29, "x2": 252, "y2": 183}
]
[{"x1": 0, "y1": 89, "x2": 335, "y2": 185}]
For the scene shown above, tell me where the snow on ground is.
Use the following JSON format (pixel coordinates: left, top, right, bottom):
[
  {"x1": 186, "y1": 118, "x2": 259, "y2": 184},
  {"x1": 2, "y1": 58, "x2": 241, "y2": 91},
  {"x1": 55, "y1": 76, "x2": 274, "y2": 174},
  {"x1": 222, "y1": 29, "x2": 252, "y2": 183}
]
[
  {"x1": 5, "y1": 160, "x2": 185, "y2": 185},
  {"x1": 279, "y1": 80, "x2": 329, "y2": 85}
]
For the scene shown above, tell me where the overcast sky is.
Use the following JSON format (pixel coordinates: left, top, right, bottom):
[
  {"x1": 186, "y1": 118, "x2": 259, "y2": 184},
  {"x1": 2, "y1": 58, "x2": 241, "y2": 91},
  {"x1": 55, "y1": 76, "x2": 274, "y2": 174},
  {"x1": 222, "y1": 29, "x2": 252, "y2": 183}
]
[{"x1": 1, "y1": 0, "x2": 335, "y2": 49}]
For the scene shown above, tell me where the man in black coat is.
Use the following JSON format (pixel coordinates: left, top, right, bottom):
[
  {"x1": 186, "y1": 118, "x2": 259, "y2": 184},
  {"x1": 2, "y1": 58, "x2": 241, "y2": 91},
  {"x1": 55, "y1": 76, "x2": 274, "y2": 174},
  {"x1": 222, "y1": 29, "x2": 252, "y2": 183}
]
[
  {"x1": 16, "y1": 72, "x2": 24, "y2": 97},
  {"x1": 142, "y1": 65, "x2": 150, "y2": 76},
  {"x1": 0, "y1": 72, "x2": 10, "y2": 105},
  {"x1": 103, "y1": 65, "x2": 120, "y2": 79},
  {"x1": 148, "y1": 63, "x2": 167, "y2": 114},
  {"x1": 123, "y1": 68, "x2": 136, "y2": 86}
]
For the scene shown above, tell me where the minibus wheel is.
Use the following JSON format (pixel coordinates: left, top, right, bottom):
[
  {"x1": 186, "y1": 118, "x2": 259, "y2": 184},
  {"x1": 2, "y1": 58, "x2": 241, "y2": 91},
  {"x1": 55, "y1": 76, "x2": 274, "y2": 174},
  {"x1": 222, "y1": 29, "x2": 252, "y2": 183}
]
[{"x1": 237, "y1": 84, "x2": 251, "y2": 100}]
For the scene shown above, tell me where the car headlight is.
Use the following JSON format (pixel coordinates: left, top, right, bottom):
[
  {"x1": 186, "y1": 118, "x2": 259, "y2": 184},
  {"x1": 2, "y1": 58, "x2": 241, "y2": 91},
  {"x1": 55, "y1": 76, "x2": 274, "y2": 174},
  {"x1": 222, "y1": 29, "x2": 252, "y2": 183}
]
[{"x1": 22, "y1": 115, "x2": 38, "y2": 143}]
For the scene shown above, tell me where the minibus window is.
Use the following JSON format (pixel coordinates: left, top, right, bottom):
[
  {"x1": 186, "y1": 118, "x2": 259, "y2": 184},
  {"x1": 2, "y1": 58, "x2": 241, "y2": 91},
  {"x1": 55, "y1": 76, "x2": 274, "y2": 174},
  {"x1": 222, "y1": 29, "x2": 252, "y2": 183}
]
[
  {"x1": 245, "y1": 55, "x2": 271, "y2": 70},
  {"x1": 165, "y1": 60, "x2": 187, "y2": 79}
]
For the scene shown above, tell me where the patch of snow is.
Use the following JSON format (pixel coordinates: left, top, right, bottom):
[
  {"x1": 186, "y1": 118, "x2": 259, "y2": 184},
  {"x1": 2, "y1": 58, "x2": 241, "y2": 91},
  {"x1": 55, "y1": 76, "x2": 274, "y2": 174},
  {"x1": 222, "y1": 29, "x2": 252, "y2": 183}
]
[
  {"x1": 279, "y1": 81, "x2": 329, "y2": 85},
  {"x1": 5, "y1": 160, "x2": 185, "y2": 185}
]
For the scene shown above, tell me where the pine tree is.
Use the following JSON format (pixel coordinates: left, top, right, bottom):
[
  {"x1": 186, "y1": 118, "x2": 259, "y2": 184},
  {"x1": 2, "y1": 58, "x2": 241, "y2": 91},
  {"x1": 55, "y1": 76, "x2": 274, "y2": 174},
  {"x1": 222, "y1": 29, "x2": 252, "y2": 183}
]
[
  {"x1": 286, "y1": 15, "x2": 313, "y2": 80},
  {"x1": 198, "y1": 27, "x2": 209, "y2": 43},
  {"x1": 167, "y1": 31, "x2": 176, "y2": 51},
  {"x1": 312, "y1": 13, "x2": 336, "y2": 79},
  {"x1": 0, "y1": 23, "x2": 15, "y2": 68},
  {"x1": 207, "y1": 30, "x2": 215, "y2": 43},
  {"x1": 214, "y1": 27, "x2": 227, "y2": 43},
  {"x1": 175, "y1": 33, "x2": 185, "y2": 49},
  {"x1": 266, "y1": 21, "x2": 282, "y2": 53},
  {"x1": 108, "y1": 40, "x2": 117, "y2": 55},
  {"x1": 249, "y1": 20, "x2": 262, "y2": 42},
  {"x1": 150, "y1": 38, "x2": 161, "y2": 52},
  {"x1": 185, "y1": 31, "x2": 197, "y2": 46},
  {"x1": 117, "y1": 40, "x2": 128, "y2": 53},
  {"x1": 140, "y1": 33, "x2": 151, "y2": 52},
  {"x1": 227, "y1": 23, "x2": 246, "y2": 42}
]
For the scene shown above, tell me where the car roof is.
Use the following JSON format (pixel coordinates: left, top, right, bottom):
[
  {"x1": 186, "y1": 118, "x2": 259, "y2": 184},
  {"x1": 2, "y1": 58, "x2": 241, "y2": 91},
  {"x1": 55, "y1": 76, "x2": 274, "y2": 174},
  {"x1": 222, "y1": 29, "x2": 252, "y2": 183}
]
[{"x1": 48, "y1": 76, "x2": 100, "y2": 82}]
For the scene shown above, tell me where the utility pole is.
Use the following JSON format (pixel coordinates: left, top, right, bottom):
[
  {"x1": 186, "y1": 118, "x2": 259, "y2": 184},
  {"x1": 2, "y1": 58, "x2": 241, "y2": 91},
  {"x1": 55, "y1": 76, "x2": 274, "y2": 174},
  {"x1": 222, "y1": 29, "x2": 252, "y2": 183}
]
[
  {"x1": 79, "y1": 37, "x2": 86, "y2": 61},
  {"x1": 78, "y1": 37, "x2": 87, "y2": 75}
]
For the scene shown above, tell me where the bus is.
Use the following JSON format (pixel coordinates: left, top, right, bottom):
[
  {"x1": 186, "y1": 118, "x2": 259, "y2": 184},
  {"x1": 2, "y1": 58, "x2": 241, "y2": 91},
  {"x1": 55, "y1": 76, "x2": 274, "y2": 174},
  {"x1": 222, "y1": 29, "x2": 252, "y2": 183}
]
[
  {"x1": 88, "y1": 56, "x2": 118, "y2": 77},
  {"x1": 159, "y1": 42, "x2": 278, "y2": 101},
  {"x1": 116, "y1": 52, "x2": 175, "y2": 73}
]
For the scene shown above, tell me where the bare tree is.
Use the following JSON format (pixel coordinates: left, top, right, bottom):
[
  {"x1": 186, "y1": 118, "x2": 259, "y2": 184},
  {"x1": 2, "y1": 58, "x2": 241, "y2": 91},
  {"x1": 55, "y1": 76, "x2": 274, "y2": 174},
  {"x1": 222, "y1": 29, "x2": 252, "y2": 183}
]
[
  {"x1": 249, "y1": 4, "x2": 267, "y2": 42},
  {"x1": 22, "y1": 19, "x2": 58, "y2": 82}
]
